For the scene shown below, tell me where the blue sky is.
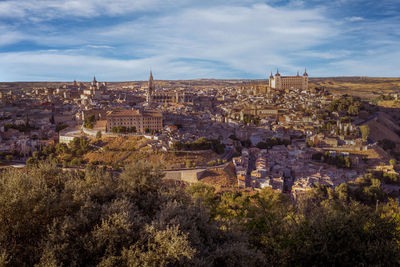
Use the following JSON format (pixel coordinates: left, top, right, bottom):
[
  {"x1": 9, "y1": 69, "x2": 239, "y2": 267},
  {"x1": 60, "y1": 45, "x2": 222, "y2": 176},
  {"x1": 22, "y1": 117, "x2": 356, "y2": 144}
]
[{"x1": 0, "y1": 0, "x2": 399, "y2": 81}]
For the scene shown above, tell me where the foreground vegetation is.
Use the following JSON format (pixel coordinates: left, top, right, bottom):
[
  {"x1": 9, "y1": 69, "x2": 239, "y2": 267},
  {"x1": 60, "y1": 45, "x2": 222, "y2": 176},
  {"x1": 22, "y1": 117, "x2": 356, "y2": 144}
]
[{"x1": 1, "y1": 162, "x2": 400, "y2": 266}]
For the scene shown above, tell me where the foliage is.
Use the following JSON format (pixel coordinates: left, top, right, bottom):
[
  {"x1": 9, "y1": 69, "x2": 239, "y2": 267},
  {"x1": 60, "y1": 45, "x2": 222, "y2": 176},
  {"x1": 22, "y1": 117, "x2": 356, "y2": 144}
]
[
  {"x1": 4, "y1": 122, "x2": 38, "y2": 133},
  {"x1": 241, "y1": 139, "x2": 251, "y2": 148},
  {"x1": 256, "y1": 137, "x2": 290, "y2": 149},
  {"x1": 311, "y1": 152, "x2": 323, "y2": 161},
  {"x1": 242, "y1": 114, "x2": 261, "y2": 125},
  {"x1": 313, "y1": 152, "x2": 352, "y2": 168},
  {"x1": 327, "y1": 96, "x2": 361, "y2": 116},
  {"x1": 111, "y1": 126, "x2": 137, "y2": 134},
  {"x1": 55, "y1": 123, "x2": 68, "y2": 132},
  {"x1": 30, "y1": 137, "x2": 91, "y2": 167},
  {"x1": 185, "y1": 160, "x2": 195, "y2": 168},
  {"x1": 84, "y1": 114, "x2": 96, "y2": 129},
  {"x1": 359, "y1": 125, "x2": 370, "y2": 141},
  {"x1": 0, "y1": 162, "x2": 266, "y2": 266},
  {"x1": 0, "y1": 161, "x2": 399, "y2": 266},
  {"x1": 375, "y1": 94, "x2": 395, "y2": 102},
  {"x1": 172, "y1": 137, "x2": 225, "y2": 155}
]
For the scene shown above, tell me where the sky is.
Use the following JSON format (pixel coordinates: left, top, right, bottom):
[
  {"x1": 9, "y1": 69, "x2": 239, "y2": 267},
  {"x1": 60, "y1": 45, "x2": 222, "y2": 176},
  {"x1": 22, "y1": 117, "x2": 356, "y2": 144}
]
[{"x1": 0, "y1": 0, "x2": 399, "y2": 81}]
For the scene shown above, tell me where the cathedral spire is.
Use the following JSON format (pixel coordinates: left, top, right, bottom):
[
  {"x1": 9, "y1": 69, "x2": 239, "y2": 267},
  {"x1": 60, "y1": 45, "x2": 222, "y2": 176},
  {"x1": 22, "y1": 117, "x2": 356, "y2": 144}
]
[{"x1": 147, "y1": 70, "x2": 154, "y2": 104}]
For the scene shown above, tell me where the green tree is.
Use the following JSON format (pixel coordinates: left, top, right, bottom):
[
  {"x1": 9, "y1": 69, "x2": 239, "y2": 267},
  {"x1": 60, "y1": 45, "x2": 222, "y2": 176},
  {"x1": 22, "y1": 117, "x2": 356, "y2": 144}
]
[{"x1": 84, "y1": 114, "x2": 96, "y2": 129}]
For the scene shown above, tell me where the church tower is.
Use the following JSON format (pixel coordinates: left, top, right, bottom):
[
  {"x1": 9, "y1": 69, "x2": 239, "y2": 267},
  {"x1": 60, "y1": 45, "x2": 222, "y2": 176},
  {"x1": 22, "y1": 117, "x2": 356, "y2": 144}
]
[
  {"x1": 147, "y1": 71, "x2": 154, "y2": 104},
  {"x1": 302, "y1": 68, "x2": 309, "y2": 90}
]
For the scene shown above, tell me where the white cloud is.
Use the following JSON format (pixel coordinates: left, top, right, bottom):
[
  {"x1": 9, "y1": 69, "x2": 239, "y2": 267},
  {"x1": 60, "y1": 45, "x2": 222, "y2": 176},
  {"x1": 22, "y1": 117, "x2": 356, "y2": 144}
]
[
  {"x1": 0, "y1": 3, "x2": 340, "y2": 80},
  {"x1": 0, "y1": 0, "x2": 164, "y2": 19},
  {"x1": 0, "y1": 50, "x2": 237, "y2": 81},
  {"x1": 0, "y1": 1, "x2": 399, "y2": 80},
  {"x1": 345, "y1": 16, "x2": 364, "y2": 22},
  {"x1": 95, "y1": 4, "x2": 336, "y2": 74}
]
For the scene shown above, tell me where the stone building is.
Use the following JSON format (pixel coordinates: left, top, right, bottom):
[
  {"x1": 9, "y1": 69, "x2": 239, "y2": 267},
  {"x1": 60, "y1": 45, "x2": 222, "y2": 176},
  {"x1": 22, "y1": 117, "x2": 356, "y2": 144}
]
[
  {"x1": 80, "y1": 76, "x2": 108, "y2": 100},
  {"x1": 106, "y1": 109, "x2": 163, "y2": 133},
  {"x1": 146, "y1": 71, "x2": 195, "y2": 105},
  {"x1": 269, "y1": 69, "x2": 309, "y2": 90}
]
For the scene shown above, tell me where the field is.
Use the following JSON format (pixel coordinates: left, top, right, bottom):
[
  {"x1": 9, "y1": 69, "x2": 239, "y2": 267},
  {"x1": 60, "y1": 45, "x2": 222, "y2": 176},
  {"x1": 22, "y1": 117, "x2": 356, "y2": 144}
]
[{"x1": 309, "y1": 77, "x2": 400, "y2": 99}]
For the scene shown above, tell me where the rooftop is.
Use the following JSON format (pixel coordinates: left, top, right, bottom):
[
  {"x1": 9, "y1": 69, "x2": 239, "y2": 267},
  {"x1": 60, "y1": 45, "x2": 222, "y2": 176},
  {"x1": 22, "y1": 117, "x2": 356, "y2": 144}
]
[{"x1": 107, "y1": 109, "x2": 162, "y2": 117}]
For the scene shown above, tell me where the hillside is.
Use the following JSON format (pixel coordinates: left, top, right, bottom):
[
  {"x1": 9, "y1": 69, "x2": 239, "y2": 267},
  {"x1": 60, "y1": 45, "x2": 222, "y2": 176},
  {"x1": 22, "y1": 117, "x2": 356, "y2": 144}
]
[{"x1": 309, "y1": 77, "x2": 400, "y2": 98}]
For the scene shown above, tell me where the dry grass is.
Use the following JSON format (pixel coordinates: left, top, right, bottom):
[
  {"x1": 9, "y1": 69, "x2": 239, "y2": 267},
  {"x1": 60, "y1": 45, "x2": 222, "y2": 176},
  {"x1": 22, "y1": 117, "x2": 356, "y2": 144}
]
[
  {"x1": 199, "y1": 163, "x2": 237, "y2": 192},
  {"x1": 310, "y1": 77, "x2": 400, "y2": 99},
  {"x1": 101, "y1": 136, "x2": 145, "y2": 151},
  {"x1": 124, "y1": 150, "x2": 220, "y2": 169},
  {"x1": 84, "y1": 151, "x2": 131, "y2": 164},
  {"x1": 377, "y1": 100, "x2": 400, "y2": 108}
]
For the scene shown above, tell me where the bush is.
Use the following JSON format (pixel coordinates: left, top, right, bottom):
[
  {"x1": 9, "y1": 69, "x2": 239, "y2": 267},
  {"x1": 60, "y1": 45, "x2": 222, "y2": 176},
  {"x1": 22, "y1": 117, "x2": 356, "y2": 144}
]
[
  {"x1": 84, "y1": 114, "x2": 95, "y2": 129},
  {"x1": 1, "y1": 161, "x2": 400, "y2": 266}
]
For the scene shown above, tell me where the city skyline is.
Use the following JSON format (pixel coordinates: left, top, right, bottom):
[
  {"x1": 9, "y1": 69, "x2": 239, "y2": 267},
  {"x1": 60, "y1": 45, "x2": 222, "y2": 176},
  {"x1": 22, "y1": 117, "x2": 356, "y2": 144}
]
[{"x1": 0, "y1": 0, "x2": 399, "y2": 81}]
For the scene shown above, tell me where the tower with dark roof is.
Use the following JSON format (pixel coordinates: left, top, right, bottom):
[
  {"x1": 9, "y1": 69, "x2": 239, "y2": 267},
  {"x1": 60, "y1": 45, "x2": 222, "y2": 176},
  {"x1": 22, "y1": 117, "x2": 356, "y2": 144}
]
[{"x1": 147, "y1": 71, "x2": 154, "y2": 104}]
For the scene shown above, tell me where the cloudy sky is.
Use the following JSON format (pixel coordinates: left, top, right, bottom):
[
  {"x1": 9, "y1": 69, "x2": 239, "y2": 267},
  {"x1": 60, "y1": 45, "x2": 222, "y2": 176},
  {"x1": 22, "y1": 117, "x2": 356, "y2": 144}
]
[{"x1": 0, "y1": 0, "x2": 399, "y2": 81}]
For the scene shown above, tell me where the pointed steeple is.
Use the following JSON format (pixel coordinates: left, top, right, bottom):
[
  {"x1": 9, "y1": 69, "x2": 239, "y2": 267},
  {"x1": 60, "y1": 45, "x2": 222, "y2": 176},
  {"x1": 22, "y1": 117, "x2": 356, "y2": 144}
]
[
  {"x1": 93, "y1": 75, "x2": 97, "y2": 83},
  {"x1": 276, "y1": 68, "x2": 280, "y2": 76},
  {"x1": 149, "y1": 70, "x2": 154, "y2": 86},
  {"x1": 269, "y1": 71, "x2": 273, "y2": 78},
  {"x1": 303, "y1": 68, "x2": 308, "y2": 76},
  {"x1": 147, "y1": 70, "x2": 154, "y2": 104}
]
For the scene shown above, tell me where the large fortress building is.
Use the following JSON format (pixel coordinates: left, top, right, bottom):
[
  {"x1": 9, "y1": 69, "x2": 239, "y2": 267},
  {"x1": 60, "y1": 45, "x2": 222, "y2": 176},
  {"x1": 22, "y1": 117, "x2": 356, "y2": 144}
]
[{"x1": 268, "y1": 69, "x2": 308, "y2": 91}]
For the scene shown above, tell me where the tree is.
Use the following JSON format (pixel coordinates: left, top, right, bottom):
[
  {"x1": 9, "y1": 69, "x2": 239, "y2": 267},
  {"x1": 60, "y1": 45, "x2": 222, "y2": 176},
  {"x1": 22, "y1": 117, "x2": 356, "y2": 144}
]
[
  {"x1": 84, "y1": 115, "x2": 96, "y2": 129},
  {"x1": 360, "y1": 125, "x2": 370, "y2": 141},
  {"x1": 50, "y1": 115, "x2": 55, "y2": 124},
  {"x1": 185, "y1": 160, "x2": 194, "y2": 168},
  {"x1": 55, "y1": 123, "x2": 68, "y2": 132},
  {"x1": 2, "y1": 160, "x2": 400, "y2": 266}
]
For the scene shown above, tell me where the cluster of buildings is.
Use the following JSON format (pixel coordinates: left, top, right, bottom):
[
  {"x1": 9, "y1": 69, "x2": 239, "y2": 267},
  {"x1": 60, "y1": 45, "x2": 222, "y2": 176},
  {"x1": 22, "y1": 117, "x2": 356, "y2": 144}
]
[{"x1": 1, "y1": 68, "x2": 394, "y2": 198}]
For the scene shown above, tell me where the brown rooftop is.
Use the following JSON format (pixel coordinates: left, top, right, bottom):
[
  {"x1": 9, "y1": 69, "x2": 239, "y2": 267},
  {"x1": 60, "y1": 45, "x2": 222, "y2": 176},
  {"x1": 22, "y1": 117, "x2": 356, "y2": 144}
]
[
  {"x1": 107, "y1": 110, "x2": 140, "y2": 117},
  {"x1": 107, "y1": 109, "x2": 162, "y2": 117}
]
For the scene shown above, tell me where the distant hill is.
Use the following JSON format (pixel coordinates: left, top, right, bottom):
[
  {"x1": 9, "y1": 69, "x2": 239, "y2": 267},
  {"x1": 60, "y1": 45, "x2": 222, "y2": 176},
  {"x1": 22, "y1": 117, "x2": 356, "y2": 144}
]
[{"x1": 2, "y1": 77, "x2": 400, "y2": 98}]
